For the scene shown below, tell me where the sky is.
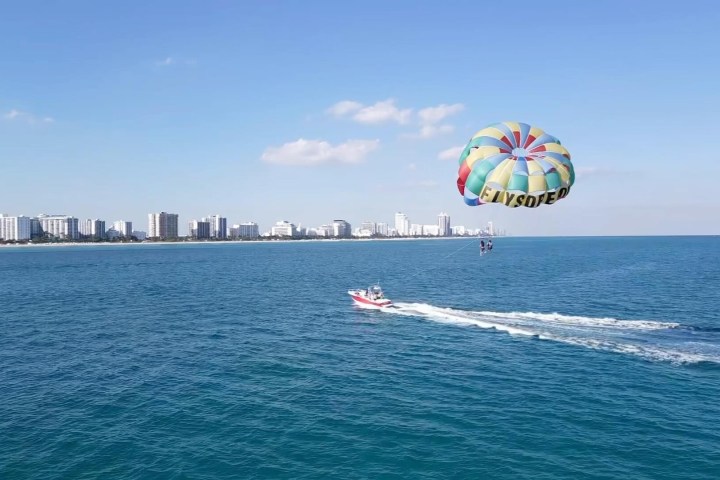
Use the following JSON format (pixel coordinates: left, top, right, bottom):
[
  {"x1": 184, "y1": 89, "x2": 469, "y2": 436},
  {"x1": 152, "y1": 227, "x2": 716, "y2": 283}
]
[{"x1": 1, "y1": 0, "x2": 719, "y2": 236}]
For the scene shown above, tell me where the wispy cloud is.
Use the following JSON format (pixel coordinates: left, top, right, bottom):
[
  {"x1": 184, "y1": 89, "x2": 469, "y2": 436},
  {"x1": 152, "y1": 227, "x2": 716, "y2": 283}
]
[
  {"x1": 3, "y1": 109, "x2": 54, "y2": 124},
  {"x1": 261, "y1": 138, "x2": 380, "y2": 166},
  {"x1": 326, "y1": 99, "x2": 412, "y2": 125},
  {"x1": 404, "y1": 124, "x2": 455, "y2": 139},
  {"x1": 326, "y1": 100, "x2": 363, "y2": 117},
  {"x1": 406, "y1": 102, "x2": 464, "y2": 138},
  {"x1": 438, "y1": 145, "x2": 465, "y2": 161},
  {"x1": 417, "y1": 103, "x2": 464, "y2": 125},
  {"x1": 326, "y1": 99, "x2": 462, "y2": 133},
  {"x1": 354, "y1": 99, "x2": 412, "y2": 124},
  {"x1": 155, "y1": 56, "x2": 196, "y2": 67}
]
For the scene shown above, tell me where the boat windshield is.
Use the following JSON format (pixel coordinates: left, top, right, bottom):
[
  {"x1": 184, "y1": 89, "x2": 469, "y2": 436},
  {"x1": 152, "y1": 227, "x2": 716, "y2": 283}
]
[{"x1": 369, "y1": 285, "x2": 383, "y2": 294}]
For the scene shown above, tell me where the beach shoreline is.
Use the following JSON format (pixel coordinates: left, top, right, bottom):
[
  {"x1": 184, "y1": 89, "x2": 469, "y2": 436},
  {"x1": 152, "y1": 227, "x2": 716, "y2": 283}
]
[{"x1": 0, "y1": 236, "x2": 479, "y2": 248}]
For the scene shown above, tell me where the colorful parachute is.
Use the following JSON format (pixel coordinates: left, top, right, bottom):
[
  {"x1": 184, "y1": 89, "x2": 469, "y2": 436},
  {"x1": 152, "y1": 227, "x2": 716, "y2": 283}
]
[{"x1": 456, "y1": 122, "x2": 575, "y2": 208}]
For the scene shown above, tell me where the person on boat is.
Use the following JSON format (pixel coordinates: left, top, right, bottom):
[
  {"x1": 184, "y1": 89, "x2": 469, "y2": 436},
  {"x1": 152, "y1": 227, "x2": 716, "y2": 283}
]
[
  {"x1": 488, "y1": 239, "x2": 493, "y2": 252},
  {"x1": 480, "y1": 239, "x2": 486, "y2": 255}
]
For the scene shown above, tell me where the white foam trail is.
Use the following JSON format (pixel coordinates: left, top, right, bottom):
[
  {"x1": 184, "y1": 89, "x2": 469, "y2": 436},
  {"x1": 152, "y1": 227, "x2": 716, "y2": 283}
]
[
  {"x1": 389, "y1": 303, "x2": 539, "y2": 337},
  {"x1": 550, "y1": 336, "x2": 720, "y2": 365},
  {"x1": 473, "y1": 310, "x2": 679, "y2": 330},
  {"x1": 385, "y1": 303, "x2": 719, "y2": 365}
]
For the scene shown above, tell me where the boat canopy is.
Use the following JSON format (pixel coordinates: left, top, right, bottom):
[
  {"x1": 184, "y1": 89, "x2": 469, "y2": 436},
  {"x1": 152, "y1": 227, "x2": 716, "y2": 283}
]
[{"x1": 368, "y1": 285, "x2": 383, "y2": 294}]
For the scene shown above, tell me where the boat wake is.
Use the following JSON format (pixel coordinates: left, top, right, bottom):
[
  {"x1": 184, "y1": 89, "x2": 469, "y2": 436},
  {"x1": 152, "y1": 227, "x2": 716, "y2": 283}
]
[{"x1": 386, "y1": 303, "x2": 720, "y2": 365}]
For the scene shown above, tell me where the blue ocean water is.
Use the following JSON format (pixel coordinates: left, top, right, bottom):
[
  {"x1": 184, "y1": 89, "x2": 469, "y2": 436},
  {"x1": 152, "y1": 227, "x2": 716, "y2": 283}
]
[{"x1": 1, "y1": 237, "x2": 719, "y2": 479}]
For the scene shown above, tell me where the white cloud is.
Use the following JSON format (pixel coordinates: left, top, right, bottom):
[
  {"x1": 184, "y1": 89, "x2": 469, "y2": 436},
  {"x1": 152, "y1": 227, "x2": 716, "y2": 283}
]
[
  {"x1": 438, "y1": 145, "x2": 466, "y2": 161},
  {"x1": 407, "y1": 163, "x2": 417, "y2": 170},
  {"x1": 4, "y1": 109, "x2": 22, "y2": 120},
  {"x1": 418, "y1": 103, "x2": 464, "y2": 125},
  {"x1": 327, "y1": 99, "x2": 412, "y2": 124},
  {"x1": 353, "y1": 99, "x2": 412, "y2": 124},
  {"x1": 417, "y1": 124, "x2": 454, "y2": 138},
  {"x1": 3, "y1": 109, "x2": 54, "y2": 124},
  {"x1": 261, "y1": 138, "x2": 380, "y2": 166},
  {"x1": 325, "y1": 99, "x2": 462, "y2": 137},
  {"x1": 326, "y1": 100, "x2": 363, "y2": 117},
  {"x1": 406, "y1": 102, "x2": 464, "y2": 139}
]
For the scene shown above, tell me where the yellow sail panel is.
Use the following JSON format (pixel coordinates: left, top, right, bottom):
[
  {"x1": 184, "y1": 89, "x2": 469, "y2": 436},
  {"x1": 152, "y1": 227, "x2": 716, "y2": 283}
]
[
  {"x1": 527, "y1": 161, "x2": 545, "y2": 176},
  {"x1": 543, "y1": 143, "x2": 570, "y2": 157},
  {"x1": 528, "y1": 174, "x2": 547, "y2": 193},
  {"x1": 528, "y1": 126, "x2": 544, "y2": 140},
  {"x1": 486, "y1": 158, "x2": 514, "y2": 188},
  {"x1": 475, "y1": 126, "x2": 507, "y2": 140}
]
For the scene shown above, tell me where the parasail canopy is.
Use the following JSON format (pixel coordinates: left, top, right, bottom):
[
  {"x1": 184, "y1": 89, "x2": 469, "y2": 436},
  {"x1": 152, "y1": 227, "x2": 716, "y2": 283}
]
[{"x1": 457, "y1": 122, "x2": 575, "y2": 208}]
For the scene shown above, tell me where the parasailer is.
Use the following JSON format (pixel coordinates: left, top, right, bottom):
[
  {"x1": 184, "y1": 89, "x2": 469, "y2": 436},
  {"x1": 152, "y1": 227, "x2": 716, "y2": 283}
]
[{"x1": 456, "y1": 122, "x2": 575, "y2": 208}]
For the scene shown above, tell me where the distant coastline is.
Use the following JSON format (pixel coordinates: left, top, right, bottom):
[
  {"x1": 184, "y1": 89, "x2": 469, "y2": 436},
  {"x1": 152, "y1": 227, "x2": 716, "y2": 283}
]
[{"x1": 0, "y1": 236, "x2": 483, "y2": 248}]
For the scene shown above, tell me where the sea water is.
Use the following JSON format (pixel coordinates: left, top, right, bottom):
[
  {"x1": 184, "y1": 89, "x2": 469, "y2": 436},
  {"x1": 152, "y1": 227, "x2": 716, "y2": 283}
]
[{"x1": 1, "y1": 237, "x2": 719, "y2": 479}]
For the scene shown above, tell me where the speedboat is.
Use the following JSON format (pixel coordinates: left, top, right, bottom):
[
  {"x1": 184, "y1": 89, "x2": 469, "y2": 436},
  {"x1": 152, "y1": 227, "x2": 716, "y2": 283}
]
[{"x1": 348, "y1": 284, "x2": 393, "y2": 309}]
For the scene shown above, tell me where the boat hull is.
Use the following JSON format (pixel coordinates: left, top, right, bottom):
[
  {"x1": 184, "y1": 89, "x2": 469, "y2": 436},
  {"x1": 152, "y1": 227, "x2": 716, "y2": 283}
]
[{"x1": 348, "y1": 290, "x2": 393, "y2": 309}]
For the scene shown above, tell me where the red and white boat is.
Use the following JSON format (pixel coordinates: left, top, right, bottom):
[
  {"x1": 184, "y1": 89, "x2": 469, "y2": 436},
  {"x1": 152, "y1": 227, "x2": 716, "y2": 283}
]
[{"x1": 348, "y1": 284, "x2": 393, "y2": 309}]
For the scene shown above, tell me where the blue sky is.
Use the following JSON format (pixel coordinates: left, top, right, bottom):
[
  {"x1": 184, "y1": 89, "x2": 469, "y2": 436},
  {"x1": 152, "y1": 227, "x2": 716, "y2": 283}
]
[{"x1": 1, "y1": 0, "x2": 719, "y2": 235}]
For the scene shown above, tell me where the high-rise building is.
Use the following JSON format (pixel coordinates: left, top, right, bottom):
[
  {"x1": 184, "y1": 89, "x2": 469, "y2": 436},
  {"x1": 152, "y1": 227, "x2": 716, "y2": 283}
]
[
  {"x1": 487, "y1": 221, "x2": 494, "y2": 236},
  {"x1": 452, "y1": 225, "x2": 467, "y2": 236},
  {"x1": 148, "y1": 212, "x2": 179, "y2": 239},
  {"x1": 113, "y1": 220, "x2": 133, "y2": 237},
  {"x1": 317, "y1": 225, "x2": 332, "y2": 237},
  {"x1": 239, "y1": 222, "x2": 259, "y2": 238},
  {"x1": 332, "y1": 220, "x2": 352, "y2": 238},
  {"x1": 37, "y1": 214, "x2": 79, "y2": 240},
  {"x1": 438, "y1": 212, "x2": 451, "y2": 237},
  {"x1": 189, "y1": 220, "x2": 210, "y2": 239},
  {"x1": 30, "y1": 218, "x2": 42, "y2": 239},
  {"x1": 80, "y1": 219, "x2": 106, "y2": 240},
  {"x1": 203, "y1": 214, "x2": 227, "y2": 239},
  {"x1": 376, "y1": 222, "x2": 388, "y2": 236},
  {"x1": 0, "y1": 214, "x2": 32, "y2": 241},
  {"x1": 271, "y1": 220, "x2": 296, "y2": 237},
  {"x1": 423, "y1": 225, "x2": 440, "y2": 236},
  {"x1": 361, "y1": 222, "x2": 377, "y2": 235},
  {"x1": 394, "y1": 212, "x2": 409, "y2": 236}
]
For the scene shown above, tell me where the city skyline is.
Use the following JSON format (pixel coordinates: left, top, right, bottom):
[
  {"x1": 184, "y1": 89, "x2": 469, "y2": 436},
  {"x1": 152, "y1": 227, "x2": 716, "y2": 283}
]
[
  {"x1": 2, "y1": 2, "x2": 719, "y2": 236},
  {"x1": 0, "y1": 209, "x2": 500, "y2": 240}
]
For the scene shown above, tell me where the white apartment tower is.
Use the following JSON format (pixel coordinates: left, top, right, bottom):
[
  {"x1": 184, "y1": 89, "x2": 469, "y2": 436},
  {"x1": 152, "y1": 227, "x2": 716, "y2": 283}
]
[
  {"x1": 148, "y1": 212, "x2": 179, "y2": 239},
  {"x1": 37, "y1": 214, "x2": 79, "y2": 240},
  {"x1": 113, "y1": 220, "x2": 133, "y2": 237},
  {"x1": 0, "y1": 214, "x2": 32, "y2": 241},
  {"x1": 394, "y1": 212, "x2": 409, "y2": 236},
  {"x1": 271, "y1": 220, "x2": 296, "y2": 237},
  {"x1": 438, "y1": 212, "x2": 451, "y2": 237},
  {"x1": 203, "y1": 214, "x2": 227, "y2": 239},
  {"x1": 80, "y1": 219, "x2": 106, "y2": 239},
  {"x1": 361, "y1": 222, "x2": 377, "y2": 235},
  {"x1": 332, "y1": 220, "x2": 352, "y2": 238},
  {"x1": 376, "y1": 222, "x2": 388, "y2": 236}
]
